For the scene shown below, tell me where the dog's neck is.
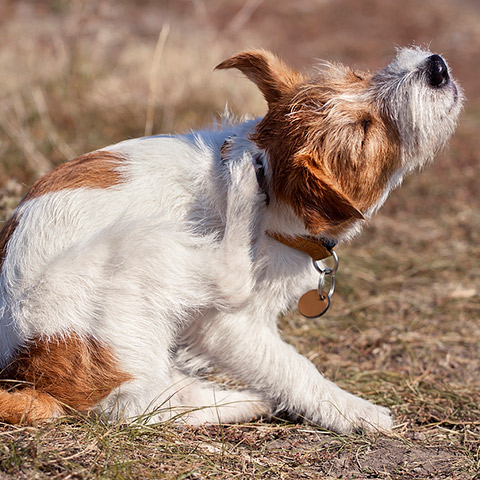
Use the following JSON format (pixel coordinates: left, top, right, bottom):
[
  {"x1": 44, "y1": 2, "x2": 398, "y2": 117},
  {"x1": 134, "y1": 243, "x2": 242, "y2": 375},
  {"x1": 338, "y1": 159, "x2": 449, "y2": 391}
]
[
  {"x1": 221, "y1": 133, "x2": 337, "y2": 260},
  {"x1": 252, "y1": 152, "x2": 336, "y2": 259}
]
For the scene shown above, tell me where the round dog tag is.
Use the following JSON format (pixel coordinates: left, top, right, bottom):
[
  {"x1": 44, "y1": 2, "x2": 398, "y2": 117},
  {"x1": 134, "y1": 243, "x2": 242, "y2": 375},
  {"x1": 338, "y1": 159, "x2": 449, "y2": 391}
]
[{"x1": 298, "y1": 290, "x2": 330, "y2": 318}]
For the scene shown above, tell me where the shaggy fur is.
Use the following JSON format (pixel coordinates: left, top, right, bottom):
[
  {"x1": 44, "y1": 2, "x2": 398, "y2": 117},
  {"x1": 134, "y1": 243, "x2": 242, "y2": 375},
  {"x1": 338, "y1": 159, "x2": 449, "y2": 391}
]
[{"x1": 0, "y1": 47, "x2": 463, "y2": 433}]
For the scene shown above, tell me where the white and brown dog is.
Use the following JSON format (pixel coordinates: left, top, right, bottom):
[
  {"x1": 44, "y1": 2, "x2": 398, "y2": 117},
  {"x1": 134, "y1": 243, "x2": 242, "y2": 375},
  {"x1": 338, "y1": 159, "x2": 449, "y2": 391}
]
[{"x1": 0, "y1": 47, "x2": 462, "y2": 433}]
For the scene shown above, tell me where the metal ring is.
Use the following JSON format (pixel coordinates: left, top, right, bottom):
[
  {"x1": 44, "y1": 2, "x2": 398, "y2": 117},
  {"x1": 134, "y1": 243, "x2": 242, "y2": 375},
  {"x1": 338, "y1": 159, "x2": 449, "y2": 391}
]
[
  {"x1": 317, "y1": 271, "x2": 326, "y2": 296},
  {"x1": 313, "y1": 260, "x2": 325, "y2": 274},
  {"x1": 317, "y1": 272, "x2": 336, "y2": 299},
  {"x1": 329, "y1": 250, "x2": 339, "y2": 275},
  {"x1": 313, "y1": 250, "x2": 339, "y2": 276},
  {"x1": 327, "y1": 275, "x2": 336, "y2": 298}
]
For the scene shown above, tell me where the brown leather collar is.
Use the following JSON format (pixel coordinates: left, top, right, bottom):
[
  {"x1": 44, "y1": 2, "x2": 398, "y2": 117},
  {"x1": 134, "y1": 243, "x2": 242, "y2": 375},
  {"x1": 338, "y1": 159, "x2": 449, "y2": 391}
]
[{"x1": 266, "y1": 231, "x2": 335, "y2": 261}]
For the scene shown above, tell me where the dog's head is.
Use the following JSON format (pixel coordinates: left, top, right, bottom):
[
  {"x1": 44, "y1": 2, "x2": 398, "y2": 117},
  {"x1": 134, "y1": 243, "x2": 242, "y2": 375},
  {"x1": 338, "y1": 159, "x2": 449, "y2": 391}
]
[{"x1": 216, "y1": 48, "x2": 463, "y2": 236}]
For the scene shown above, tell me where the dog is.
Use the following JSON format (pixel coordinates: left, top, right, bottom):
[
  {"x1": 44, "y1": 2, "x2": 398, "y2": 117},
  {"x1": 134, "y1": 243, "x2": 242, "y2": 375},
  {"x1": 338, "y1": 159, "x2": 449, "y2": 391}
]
[{"x1": 0, "y1": 47, "x2": 462, "y2": 433}]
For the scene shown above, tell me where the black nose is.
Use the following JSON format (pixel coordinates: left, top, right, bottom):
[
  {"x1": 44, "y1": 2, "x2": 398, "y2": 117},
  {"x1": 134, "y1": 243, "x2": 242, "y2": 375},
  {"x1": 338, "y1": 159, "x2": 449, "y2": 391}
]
[{"x1": 426, "y1": 54, "x2": 449, "y2": 87}]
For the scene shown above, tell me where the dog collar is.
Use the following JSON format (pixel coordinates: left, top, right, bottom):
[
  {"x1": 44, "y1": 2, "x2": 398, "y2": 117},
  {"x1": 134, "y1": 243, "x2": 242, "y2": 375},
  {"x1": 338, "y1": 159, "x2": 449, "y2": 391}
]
[{"x1": 266, "y1": 231, "x2": 335, "y2": 261}]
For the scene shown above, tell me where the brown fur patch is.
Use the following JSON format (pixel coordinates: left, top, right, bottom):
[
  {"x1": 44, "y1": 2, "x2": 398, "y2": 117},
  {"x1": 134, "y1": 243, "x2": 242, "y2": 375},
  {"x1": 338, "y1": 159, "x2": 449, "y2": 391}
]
[
  {"x1": 276, "y1": 153, "x2": 364, "y2": 232},
  {"x1": 1, "y1": 334, "x2": 131, "y2": 423},
  {"x1": 23, "y1": 150, "x2": 125, "y2": 200},
  {"x1": 0, "y1": 388, "x2": 63, "y2": 424}
]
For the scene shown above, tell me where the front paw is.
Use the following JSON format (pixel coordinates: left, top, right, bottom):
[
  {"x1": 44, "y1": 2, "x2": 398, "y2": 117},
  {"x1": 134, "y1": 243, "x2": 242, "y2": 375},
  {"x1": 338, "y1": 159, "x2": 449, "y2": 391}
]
[
  {"x1": 352, "y1": 400, "x2": 393, "y2": 433},
  {"x1": 327, "y1": 395, "x2": 394, "y2": 434}
]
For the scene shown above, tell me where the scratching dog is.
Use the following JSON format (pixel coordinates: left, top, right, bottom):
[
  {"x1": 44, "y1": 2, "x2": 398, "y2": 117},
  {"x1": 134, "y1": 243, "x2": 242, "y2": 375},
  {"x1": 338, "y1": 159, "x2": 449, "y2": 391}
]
[{"x1": 0, "y1": 47, "x2": 462, "y2": 433}]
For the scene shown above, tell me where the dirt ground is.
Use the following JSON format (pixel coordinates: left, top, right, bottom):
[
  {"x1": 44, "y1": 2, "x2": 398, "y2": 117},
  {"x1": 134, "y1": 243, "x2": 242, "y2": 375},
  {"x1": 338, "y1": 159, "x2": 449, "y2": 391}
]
[{"x1": 0, "y1": 1, "x2": 479, "y2": 478}]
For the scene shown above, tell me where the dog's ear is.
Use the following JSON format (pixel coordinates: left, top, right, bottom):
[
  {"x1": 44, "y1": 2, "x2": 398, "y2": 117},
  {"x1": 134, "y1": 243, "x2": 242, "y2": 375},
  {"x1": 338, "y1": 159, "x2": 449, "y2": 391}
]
[
  {"x1": 280, "y1": 153, "x2": 364, "y2": 233},
  {"x1": 216, "y1": 50, "x2": 303, "y2": 107}
]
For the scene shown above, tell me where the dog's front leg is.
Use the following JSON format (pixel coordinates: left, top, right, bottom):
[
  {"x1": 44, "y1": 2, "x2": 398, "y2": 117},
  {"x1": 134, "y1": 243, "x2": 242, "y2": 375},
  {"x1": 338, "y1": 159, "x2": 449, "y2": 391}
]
[{"x1": 199, "y1": 311, "x2": 393, "y2": 434}]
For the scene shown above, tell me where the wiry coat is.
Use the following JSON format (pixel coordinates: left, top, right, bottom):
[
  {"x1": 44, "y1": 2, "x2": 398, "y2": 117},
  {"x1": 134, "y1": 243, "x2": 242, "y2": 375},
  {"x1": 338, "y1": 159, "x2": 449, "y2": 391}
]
[{"x1": 0, "y1": 47, "x2": 462, "y2": 433}]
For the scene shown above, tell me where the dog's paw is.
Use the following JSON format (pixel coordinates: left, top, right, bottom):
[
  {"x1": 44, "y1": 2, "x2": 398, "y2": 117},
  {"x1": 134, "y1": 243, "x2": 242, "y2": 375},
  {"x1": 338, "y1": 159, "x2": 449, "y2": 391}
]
[
  {"x1": 227, "y1": 154, "x2": 268, "y2": 205},
  {"x1": 330, "y1": 395, "x2": 394, "y2": 434},
  {"x1": 351, "y1": 400, "x2": 393, "y2": 433}
]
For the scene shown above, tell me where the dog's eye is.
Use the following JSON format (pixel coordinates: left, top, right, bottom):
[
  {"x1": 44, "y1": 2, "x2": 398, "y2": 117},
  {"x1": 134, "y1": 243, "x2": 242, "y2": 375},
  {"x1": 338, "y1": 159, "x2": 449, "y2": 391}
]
[
  {"x1": 362, "y1": 119, "x2": 371, "y2": 134},
  {"x1": 360, "y1": 119, "x2": 371, "y2": 149}
]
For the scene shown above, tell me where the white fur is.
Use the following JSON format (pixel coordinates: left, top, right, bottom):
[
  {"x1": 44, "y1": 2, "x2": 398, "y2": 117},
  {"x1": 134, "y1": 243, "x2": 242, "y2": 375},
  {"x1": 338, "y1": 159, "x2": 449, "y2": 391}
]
[{"x1": 0, "y1": 48, "x2": 462, "y2": 433}]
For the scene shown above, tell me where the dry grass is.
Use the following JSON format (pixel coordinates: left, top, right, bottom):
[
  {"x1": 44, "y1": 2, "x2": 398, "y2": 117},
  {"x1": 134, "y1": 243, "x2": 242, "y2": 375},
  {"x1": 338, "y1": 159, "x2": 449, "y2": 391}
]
[{"x1": 0, "y1": 0, "x2": 479, "y2": 478}]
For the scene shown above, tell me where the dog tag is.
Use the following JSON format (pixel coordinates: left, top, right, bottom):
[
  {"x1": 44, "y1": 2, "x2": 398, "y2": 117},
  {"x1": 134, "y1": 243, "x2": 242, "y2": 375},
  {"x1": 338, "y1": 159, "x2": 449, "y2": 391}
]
[{"x1": 298, "y1": 290, "x2": 330, "y2": 318}]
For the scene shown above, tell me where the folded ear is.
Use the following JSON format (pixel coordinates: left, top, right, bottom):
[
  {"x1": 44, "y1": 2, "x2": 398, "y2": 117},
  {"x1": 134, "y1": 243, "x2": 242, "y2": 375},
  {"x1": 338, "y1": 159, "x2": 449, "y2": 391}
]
[
  {"x1": 279, "y1": 154, "x2": 364, "y2": 233},
  {"x1": 216, "y1": 49, "x2": 303, "y2": 107}
]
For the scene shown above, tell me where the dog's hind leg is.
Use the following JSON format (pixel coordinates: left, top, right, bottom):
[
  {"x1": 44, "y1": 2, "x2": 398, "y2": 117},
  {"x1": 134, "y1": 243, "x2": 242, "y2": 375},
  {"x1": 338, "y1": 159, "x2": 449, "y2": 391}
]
[
  {"x1": 98, "y1": 370, "x2": 270, "y2": 425},
  {"x1": 162, "y1": 371, "x2": 271, "y2": 425},
  {"x1": 214, "y1": 154, "x2": 267, "y2": 308}
]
